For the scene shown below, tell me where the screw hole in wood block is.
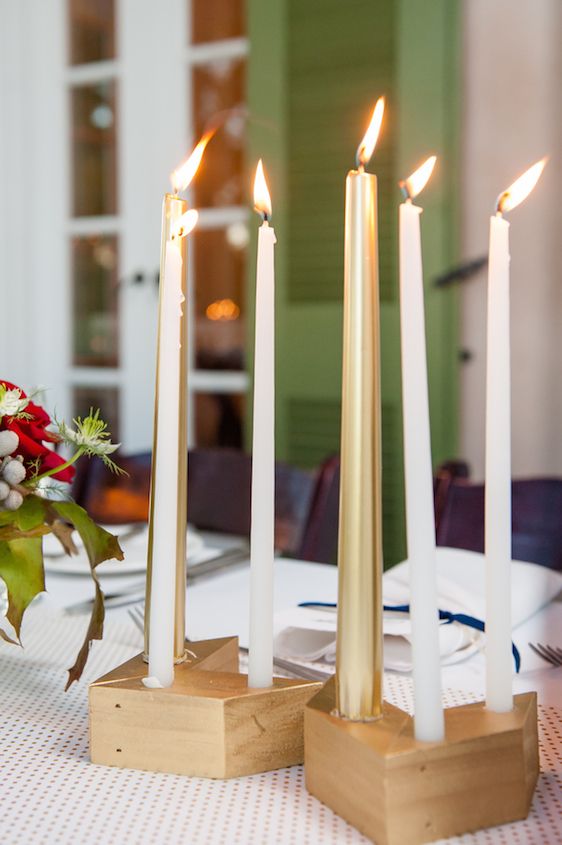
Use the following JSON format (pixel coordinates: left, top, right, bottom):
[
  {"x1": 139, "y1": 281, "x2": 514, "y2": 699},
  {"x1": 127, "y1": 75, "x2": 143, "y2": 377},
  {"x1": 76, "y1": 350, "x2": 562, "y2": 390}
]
[{"x1": 89, "y1": 639, "x2": 322, "y2": 779}]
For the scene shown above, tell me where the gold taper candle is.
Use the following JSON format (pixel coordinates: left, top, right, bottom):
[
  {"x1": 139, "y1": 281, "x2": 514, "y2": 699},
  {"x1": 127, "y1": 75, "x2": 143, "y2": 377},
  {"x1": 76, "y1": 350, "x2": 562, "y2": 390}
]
[
  {"x1": 335, "y1": 98, "x2": 385, "y2": 720},
  {"x1": 142, "y1": 131, "x2": 215, "y2": 671},
  {"x1": 144, "y1": 193, "x2": 189, "y2": 663}
]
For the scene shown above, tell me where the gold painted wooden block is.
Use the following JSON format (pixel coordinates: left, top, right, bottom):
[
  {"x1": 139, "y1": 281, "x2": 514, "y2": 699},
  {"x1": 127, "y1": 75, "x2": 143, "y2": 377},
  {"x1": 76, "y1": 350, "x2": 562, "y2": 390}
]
[
  {"x1": 305, "y1": 679, "x2": 539, "y2": 845},
  {"x1": 89, "y1": 637, "x2": 322, "y2": 779}
]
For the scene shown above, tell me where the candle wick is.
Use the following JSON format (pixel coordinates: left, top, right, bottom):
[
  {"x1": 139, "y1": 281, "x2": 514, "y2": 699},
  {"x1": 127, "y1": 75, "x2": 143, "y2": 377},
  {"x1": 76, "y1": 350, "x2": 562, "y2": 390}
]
[
  {"x1": 399, "y1": 180, "x2": 411, "y2": 202},
  {"x1": 495, "y1": 191, "x2": 509, "y2": 215}
]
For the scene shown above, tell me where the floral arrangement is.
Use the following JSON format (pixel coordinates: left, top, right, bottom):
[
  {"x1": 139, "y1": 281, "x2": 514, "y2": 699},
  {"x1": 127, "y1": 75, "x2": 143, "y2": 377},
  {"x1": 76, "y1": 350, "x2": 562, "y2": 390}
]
[{"x1": 0, "y1": 381, "x2": 124, "y2": 688}]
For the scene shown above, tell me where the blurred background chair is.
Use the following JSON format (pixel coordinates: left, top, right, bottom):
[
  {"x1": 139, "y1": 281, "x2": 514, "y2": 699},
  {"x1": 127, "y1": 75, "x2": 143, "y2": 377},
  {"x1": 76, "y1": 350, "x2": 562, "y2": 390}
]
[
  {"x1": 435, "y1": 472, "x2": 562, "y2": 571},
  {"x1": 75, "y1": 448, "x2": 316, "y2": 559},
  {"x1": 297, "y1": 454, "x2": 340, "y2": 565},
  {"x1": 73, "y1": 452, "x2": 152, "y2": 524},
  {"x1": 433, "y1": 459, "x2": 470, "y2": 535},
  {"x1": 294, "y1": 456, "x2": 562, "y2": 571}
]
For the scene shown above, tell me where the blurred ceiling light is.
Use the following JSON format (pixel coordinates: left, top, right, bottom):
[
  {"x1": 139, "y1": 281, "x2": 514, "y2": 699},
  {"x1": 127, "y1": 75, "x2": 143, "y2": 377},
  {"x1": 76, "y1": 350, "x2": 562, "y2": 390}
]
[
  {"x1": 93, "y1": 241, "x2": 116, "y2": 270},
  {"x1": 225, "y1": 111, "x2": 245, "y2": 140},
  {"x1": 90, "y1": 104, "x2": 113, "y2": 130},
  {"x1": 206, "y1": 298, "x2": 240, "y2": 321},
  {"x1": 211, "y1": 58, "x2": 234, "y2": 80},
  {"x1": 226, "y1": 222, "x2": 250, "y2": 250}
]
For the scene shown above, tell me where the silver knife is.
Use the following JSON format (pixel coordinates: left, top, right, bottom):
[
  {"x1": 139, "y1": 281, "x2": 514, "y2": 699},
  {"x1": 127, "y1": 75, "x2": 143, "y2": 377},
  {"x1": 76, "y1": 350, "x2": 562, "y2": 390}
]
[{"x1": 64, "y1": 547, "x2": 249, "y2": 615}]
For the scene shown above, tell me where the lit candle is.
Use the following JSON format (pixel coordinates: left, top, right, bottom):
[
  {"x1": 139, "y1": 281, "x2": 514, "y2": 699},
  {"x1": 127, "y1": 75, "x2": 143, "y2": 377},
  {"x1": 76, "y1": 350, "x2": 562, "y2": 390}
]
[
  {"x1": 144, "y1": 132, "x2": 214, "y2": 688},
  {"x1": 485, "y1": 158, "x2": 546, "y2": 712},
  {"x1": 336, "y1": 98, "x2": 385, "y2": 720},
  {"x1": 248, "y1": 160, "x2": 276, "y2": 688},
  {"x1": 398, "y1": 156, "x2": 444, "y2": 742}
]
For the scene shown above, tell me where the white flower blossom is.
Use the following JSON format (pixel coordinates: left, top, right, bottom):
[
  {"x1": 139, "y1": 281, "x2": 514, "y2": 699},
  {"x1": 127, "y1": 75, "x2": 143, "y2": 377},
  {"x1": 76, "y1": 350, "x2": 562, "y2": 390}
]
[
  {"x1": 0, "y1": 387, "x2": 29, "y2": 418},
  {"x1": 57, "y1": 409, "x2": 124, "y2": 474}
]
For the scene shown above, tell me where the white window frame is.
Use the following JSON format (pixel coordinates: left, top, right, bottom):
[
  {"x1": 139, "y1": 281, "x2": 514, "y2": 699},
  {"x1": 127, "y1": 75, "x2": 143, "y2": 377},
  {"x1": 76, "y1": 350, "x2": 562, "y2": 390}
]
[
  {"x1": 184, "y1": 19, "x2": 250, "y2": 445},
  {"x1": 0, "y1": 0, "x2": 250, "y2": 453}
]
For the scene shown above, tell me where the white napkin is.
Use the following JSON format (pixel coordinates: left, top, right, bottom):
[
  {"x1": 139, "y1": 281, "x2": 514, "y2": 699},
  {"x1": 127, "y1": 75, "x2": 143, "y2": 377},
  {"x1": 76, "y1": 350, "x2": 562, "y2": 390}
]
[{"x1": 273, "y1": 547, "x2": 562, "y2": 673}]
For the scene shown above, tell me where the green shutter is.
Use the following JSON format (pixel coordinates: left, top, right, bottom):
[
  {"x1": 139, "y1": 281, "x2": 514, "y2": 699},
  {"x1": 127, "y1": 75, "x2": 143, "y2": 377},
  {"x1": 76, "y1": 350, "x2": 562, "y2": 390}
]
[
  {"x1": 286, "y1": 0, "x2": 397, "y2": 304},
  {"x1": 247, "y1": 0, "x2": 460, "y2": 568}
]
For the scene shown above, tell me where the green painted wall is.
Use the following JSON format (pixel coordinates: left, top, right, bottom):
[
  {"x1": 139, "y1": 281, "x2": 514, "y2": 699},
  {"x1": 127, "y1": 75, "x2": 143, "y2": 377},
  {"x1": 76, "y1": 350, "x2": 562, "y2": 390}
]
[{"x1": 247, "y1": 0, "x2": 461, "y2": 567}]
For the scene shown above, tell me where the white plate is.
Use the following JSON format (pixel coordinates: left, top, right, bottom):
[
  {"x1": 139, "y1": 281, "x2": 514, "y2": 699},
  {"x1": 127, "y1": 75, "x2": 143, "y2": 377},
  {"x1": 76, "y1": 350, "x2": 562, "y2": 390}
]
[
  {"x1": 42, "y1": 523, "x2": 135, "y2": 558},
  {"x1": 44, "y1": 526, "x2": 204, "y2": 577}
]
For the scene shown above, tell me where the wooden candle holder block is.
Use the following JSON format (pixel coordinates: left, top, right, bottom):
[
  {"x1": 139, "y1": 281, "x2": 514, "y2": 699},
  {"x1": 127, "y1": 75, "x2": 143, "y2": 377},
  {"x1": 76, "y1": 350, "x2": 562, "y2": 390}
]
[
  {"x1": 89, "y1": 637, "x2": 322, "y2": 779},
  {"x1": 305, "y1": 679, "x2": 539, "y2": 845}
]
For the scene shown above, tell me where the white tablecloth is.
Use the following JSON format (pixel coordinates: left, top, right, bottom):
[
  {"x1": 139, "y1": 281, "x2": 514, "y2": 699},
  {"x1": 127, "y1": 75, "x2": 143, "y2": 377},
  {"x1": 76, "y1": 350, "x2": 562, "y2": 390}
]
[{"x1": 1, "y1": 557, "x2": 561, "y2": 845}]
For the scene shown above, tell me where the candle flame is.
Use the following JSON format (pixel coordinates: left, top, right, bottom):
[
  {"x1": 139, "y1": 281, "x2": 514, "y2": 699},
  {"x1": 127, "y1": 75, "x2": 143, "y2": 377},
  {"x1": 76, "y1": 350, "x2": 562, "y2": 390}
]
[
  {"x1": 496, "y1": 157, "x2": 547, "y2": 214},
  {"x1": 170, "y1": 209, "x2": 199, "y2": 240},
  {"x1": 356, "y1": 97, "x2": 385, "y2": 168},
  {"x1": 400, "y1": 155, "x2": 437, "y2": 200},
  {"x1": 171, "y1": 128, "x2": 217, "y2": 193},
  {"x1": 253, "y1": 159, "x2": 272, "y2": 219}
]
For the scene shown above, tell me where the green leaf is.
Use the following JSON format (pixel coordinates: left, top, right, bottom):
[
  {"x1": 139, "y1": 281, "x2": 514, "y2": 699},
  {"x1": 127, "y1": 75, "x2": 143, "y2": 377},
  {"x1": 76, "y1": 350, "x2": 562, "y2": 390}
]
[
  {"x1": 49, "y1": 520, "x2": 79, "y2": 556},
  {"x1": 50, "y1": 501, "x2": 124, "y2": 688},
  {"x1": 0, "y1": 524, "x2": 50, "y2": 542},
  {"x1": 0, "y1": 495, "x2": 48, "y2": 531},
  {"x1": 15, "y1": 495, "x2": 48, "y2": 531},
  {"x1": 0, "y1": 538, "x2": 45, "y2": 640},
  {"x1": 0, "y1": 624, "x2": 18, "y2": 645},
  {"x1": 64, "y1": 580, "x2": 104, "y2": 691},
  {"x1": 51, "y1": 502, "x2": 124, "y2": 569}
]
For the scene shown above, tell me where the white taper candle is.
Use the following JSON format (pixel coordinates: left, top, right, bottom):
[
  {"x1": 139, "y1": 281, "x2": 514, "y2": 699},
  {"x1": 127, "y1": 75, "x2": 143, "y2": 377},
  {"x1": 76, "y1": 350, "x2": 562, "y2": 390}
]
[
  {"x1": 485, "y1": 157, "x2": 546, "y2": 712},
  {"x1": 485, "y1": 213, "x2": 513, "y2": 712},
  {"x1": 248, "y1": 161, "x2": 276, "y2": 688},
  {"x1": 398, "y1": 156, "x2": 444, "y2": 741}
]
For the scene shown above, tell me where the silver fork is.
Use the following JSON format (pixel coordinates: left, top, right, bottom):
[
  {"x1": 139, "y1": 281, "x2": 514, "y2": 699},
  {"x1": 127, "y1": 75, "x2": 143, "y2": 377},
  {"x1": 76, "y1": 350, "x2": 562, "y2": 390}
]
[
  {"x1": 528, "y1": 642, "x2": 562, "y2": 667},
  {"x1": 127, "y1": 605, "x2": 331, "y2": 683}
]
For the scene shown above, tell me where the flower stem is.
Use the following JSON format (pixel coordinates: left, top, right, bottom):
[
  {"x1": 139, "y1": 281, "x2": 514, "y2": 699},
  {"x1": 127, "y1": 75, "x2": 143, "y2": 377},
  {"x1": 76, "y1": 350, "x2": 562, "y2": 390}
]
[{"x1": 27, "y1": 448, "x2": 85, "y2": 485}]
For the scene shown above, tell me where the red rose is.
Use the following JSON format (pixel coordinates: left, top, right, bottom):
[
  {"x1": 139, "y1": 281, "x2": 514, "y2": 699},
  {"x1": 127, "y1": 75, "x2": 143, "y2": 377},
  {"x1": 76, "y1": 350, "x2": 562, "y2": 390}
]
[{"x1": 0, "y1": 381, "x2": 75, "y2": 483}]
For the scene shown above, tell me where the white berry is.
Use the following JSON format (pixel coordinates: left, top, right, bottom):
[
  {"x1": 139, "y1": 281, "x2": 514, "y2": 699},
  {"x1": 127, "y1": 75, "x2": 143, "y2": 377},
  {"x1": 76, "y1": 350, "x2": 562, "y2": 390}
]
[
  {"x1": 4, "y1": 490, "x2": 23, "y2": 511},
  {"x1": 2, "y1": 459, "x2": 26, "y2": 485},
  {"x1": 0, "y1": 480, "x2": 9, "y2": 500},
  {"x1": 0, "y1": 430, "x2": 19, "y2": 458}
]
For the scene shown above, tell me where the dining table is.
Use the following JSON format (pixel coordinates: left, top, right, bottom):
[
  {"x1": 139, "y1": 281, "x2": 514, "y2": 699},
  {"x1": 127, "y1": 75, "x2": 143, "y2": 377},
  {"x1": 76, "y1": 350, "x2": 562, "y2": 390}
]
[{"x1": 1, "y1": 530, "x2": 560, "y2": 845}]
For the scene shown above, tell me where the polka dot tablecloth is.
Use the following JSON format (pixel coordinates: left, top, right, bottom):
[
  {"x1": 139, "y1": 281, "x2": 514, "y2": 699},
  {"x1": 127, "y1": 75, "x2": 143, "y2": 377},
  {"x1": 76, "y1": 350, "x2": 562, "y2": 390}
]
[{"x1": 1, "y1": 608, "x2": 561, "y2": 845}]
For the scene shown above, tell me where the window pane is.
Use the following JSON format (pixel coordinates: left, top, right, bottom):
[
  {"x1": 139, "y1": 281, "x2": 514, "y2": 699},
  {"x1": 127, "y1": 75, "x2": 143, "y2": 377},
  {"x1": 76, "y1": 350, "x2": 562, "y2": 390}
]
[
  {"x1": 191, "y1": 0, "x2": 245, "y2": 44},
  {"x1": 69, "y1": 0, "x2": 115, "y2": 65},
  {"x1": 72, "y1": 82, "x2": 117, "y2": 216},
  {"x1": 72, "y1": 235, "x2": 119, "y2": 367},
  {"x1": 194, "y1": 392, "x2": 244, "y2": 449},
  {"x1": 73, "y1": 386, "x2": 120, "y2": 441},
  {"x1": 193, "y1": 226, "x2": 247, "y2": 371},
  {"x1": 192, "y1": 60, "x2": 246, "y2": 208}
]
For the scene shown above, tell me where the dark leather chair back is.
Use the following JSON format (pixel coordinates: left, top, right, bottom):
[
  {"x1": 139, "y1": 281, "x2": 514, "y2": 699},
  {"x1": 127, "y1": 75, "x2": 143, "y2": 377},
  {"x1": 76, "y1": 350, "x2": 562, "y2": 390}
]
[
  {"x1": 75, "y1": 452, "x2": 152, "y2": 524},
  {"x1": 298, "y1": 455, "x2": 340, "y2": 564},
  {"x1": 76, "y1": 447, "x2": 315, "y2": 557},
  {"x1": 436, "y1": 477, "x2": 562, "y2": 571}
]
